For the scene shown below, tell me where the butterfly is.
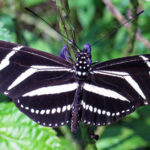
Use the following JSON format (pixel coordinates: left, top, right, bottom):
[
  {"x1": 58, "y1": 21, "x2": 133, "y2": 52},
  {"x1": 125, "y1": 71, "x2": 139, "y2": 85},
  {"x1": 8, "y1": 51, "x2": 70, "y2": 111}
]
[{"x1": 0, "y1": 40, "x2": 150, "y2": 132}]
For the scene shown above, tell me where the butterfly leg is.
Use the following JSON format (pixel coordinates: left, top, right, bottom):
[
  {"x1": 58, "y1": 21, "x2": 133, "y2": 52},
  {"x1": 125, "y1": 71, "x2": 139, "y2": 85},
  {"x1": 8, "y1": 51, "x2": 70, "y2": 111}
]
[{"x1": 59, "y1": 45, "x2": 68, "y2": 59}]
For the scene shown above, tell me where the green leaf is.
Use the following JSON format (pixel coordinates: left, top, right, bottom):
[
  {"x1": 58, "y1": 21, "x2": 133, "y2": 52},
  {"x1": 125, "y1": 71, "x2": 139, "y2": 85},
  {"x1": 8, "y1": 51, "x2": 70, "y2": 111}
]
[
  {"x1": 59, "y1": 137, "x2": 77, "y2": 150},
  {"x1": 23, "y1": 0, "x2": 49, "y2": 7},
  {"x1": 77, "y1": 2, "x2": 95, "y2": 28},
  {"x1": 0, "y1": 102, "x2": 62, "y2": 150},
  {"x1": 69, "y1": 0, "x2": 95, "y2": 28},
  {"x1": 96, "y1": 107, "x2": 150, "y2": 150},
  {"x1": 97, "y1": 125, "x2": 148, "y2": 150},
  {"x1": 23, "y1": 30, "x2": 62, "y2": 56},
  {"x1": 0, "y1": 23, "x2": 13, "y2": 42}
]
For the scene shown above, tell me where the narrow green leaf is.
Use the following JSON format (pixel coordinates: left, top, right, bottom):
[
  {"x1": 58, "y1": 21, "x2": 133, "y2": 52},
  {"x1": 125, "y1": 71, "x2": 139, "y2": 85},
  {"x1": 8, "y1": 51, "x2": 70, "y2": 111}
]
[{"x1": 0, "y1": 23, "x2": 13, "y2": 42}]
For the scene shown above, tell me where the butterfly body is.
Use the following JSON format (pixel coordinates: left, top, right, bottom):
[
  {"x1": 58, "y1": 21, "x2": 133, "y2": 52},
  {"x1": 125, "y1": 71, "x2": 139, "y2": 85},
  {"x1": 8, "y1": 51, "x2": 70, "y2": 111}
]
[
  {"x1": 75, "y1": 51, "x2": 92, "y2": 80},
  {"x1": 0, "y1": 40, "x2": 150, "y2": 132}
]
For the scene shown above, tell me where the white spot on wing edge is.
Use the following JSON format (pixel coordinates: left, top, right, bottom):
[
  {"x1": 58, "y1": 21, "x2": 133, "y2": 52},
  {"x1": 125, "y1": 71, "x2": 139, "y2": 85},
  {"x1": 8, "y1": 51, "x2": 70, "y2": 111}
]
[
  {"x1": 98, "y1": 109, "x2": 101, "y2": 114},
  {"x1": 106, "y1": 111, "x2": 111, "y2": 116},
  {"x1": 35, "y1": 110, "x2": 39, "y2": 114},
  {"x1": 22, "y1": 82, "x2": 78, "y2": 97},
  {"x1": 0, "y1": 46, "x2": 23, "y2": 71},
  {"x1": 52, "y1": 108, "x2": 56, "y2": 114},
  {"x1": 25, "y1": 107, "x2": 29, "y2": 110},
  {"x1": 67, "y1": 105, "x2": 71, "y2": 111},
  {"x1": 57, "y1": 107, "x2": 61, "y2": 113},
  {"x1": 89, "y1": 105, "x2": 93, "y2": 112},
  {"x1": 144, "y1": 101, "x2": 148, "y2": 105},
  {"x1": 40, "y1": 110, "x2": 45, "y2": 115},
  {"x1": 61, "y1": 122, "x2": 64, "y2": 125},
  {"x1": 20, "y1": 104, "x2": 24, "y2": 108},
  {"x1": 62, "y1": 106, "x2": 67, "y2": 112},
  {"x1": 83, "y1": 83, "x2": 129, "y2": 102},
  {"x1": 46, "y1": 109, "x2": 50, "y2": 114},
  {"x1": 31, "y1": 108, "x2": 34, "y2": 113},
  {"x1": 4, "y1": 91, "x2": 9, "y2": 95}
]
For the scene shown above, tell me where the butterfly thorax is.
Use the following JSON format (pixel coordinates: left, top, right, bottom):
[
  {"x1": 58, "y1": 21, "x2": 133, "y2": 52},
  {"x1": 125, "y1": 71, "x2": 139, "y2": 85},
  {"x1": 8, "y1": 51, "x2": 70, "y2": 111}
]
[{"x1": 75, "y1": 51, "x2": 92, "y2": 80}]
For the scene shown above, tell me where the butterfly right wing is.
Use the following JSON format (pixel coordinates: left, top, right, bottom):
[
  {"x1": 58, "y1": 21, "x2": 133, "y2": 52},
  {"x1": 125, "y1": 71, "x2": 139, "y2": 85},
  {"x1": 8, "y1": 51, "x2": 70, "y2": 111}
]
[{"x1": 81, "y1": 54, "x2": 150, "y2": 126}]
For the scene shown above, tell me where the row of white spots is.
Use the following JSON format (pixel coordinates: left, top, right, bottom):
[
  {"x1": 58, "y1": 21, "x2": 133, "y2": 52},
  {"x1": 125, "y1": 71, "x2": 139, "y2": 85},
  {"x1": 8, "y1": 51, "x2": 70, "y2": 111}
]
[
  {"x1": 81, "y1": 100, "x2": 135, "y2": 117},
  {"x1": 17, "y1": 99, "x2": 72, "y2": 115},
  {"x1": 0, "y1": 46, "x2": 23, "y2": 71},
  {"x1": 7, "y1": 65, "x2": 74, "y2": 91},
  {"x1": 37, "y1": 120, "x2": 69, "y2": 127},
  {"x1": 22, "y1": 82, "x2": 78, "y2": 97},
  {"x1": 93, "y1": 70, "x2": 146, "y2": 100},
  {"x1": 83, "y1": 83, "x2": 129, "y2": 102},
  {"x1": 82, "y1": 119, "x2": 111, "y2": 126}
]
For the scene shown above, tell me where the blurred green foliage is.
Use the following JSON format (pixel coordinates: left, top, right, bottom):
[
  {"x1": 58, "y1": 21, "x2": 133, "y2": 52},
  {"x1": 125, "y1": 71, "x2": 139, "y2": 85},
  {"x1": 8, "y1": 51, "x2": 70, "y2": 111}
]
[
  {"x1": 0, "y1": 103, "x2": 63, "y2": 150},
  {"x1": 0, "y1": 0, "x2": 150, "y2": 150}
]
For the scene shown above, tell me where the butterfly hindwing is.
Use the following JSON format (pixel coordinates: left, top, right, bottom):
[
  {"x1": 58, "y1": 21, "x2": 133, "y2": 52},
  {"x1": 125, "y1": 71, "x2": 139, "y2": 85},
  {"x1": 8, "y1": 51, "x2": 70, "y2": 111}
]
[
  {"x1": 15, "y1": 88, "x2": 76, "y2": 127},
  {"x1": 81, "y1": 81, "x2": 135, "y2": 126}
]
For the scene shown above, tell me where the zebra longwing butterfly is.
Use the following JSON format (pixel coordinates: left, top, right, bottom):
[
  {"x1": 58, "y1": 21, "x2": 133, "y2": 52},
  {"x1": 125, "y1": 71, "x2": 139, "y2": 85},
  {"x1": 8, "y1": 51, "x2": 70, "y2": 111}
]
[{"x1": 0, "y1": 40, "x2": 149, "y2": 132}]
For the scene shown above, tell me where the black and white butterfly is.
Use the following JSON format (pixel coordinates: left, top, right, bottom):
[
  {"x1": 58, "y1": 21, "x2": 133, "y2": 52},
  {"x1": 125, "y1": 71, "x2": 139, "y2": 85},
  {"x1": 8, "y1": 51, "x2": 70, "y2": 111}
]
[{"x1": 0, "y1": 40, "x2": 150, "y2": 132}]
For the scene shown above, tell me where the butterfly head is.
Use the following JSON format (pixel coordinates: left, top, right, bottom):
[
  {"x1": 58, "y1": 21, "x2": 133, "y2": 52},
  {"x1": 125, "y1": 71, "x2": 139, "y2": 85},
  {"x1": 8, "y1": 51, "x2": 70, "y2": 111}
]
[{"x1": 75, "y1": 44, "x2": 92, "y2": 80}]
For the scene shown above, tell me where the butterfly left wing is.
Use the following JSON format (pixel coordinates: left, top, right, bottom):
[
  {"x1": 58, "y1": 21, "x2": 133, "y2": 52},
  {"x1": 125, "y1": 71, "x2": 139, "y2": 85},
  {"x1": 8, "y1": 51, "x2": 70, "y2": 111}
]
[
  {"x1": 81, "y1": 54, "x2": 150, "y2": 126},
  {"x1": 0, "y1": 40, "x2": 77, "y2": 127}
]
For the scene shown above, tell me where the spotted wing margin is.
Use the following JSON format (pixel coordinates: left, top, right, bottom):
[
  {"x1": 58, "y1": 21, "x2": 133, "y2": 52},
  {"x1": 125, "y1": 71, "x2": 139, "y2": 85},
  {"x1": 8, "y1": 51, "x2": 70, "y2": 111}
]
[
  {"x1": 15, "y1": 79, "x2": 78, "y2": 128},
  {"x1": 0, "y1": 40, "x2": 77, "y2": 127},
  {"x1": 81, "y1": 54, "x2": 150, "y2": 126}
]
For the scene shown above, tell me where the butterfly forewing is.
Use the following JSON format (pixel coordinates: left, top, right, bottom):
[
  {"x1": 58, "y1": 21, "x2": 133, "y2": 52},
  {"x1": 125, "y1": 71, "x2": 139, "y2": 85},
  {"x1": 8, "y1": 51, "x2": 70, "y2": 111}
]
[{"x1": 92, "y1": 54, "x2": 150, "y2": 106}]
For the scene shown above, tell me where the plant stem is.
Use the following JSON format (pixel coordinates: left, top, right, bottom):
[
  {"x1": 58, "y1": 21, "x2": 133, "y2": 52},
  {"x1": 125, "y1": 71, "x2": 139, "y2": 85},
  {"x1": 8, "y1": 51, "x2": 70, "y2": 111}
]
[
  {"x1": 59, "y1": 126, "x2": 81, "y2": 150},
  {"x1": 124, "y1": 0, "x2": 139, "y2": 56},
  {"x1": 56, "y1": 0, "x2": 76, "y2": 60},
  {"x1": 103, "y1": 0, "x2": 150, "y2": 49},
  {"x1": 80, "y1": 124, "x2": 97, "y2": 150}
]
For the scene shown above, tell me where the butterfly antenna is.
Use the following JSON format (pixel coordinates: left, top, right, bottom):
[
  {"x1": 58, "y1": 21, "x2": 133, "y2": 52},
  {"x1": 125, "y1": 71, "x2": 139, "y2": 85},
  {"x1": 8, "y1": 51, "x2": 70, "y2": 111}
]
[
  {"x1": 25, "y1": 7, "x2": 81, "y2": 52},
  {"x1": 56, "y1": 7, "x2": 81, "y2": 52},
  {"x1": 91, "y1": 10, "x2": 144, "y2": 46}
]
